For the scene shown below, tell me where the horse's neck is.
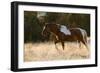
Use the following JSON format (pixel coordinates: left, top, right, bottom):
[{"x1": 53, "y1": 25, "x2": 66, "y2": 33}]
[{"x1": 49, "y1": 24, "x2": 58, "y2": 33}]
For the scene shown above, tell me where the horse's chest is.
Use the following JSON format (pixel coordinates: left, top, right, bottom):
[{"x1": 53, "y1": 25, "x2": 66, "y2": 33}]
[{"x1": 51, "y1": 32, "x2": 59, "y2": 40}]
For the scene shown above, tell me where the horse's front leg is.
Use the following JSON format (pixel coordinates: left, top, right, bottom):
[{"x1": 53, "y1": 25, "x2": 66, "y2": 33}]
[
  {"x1": 54, "y1": 40, "x2": 59, "y2": 50},
  {"x1": 54, "y1": 40, "x2": 65, "y2": 54},
  {"x1": 61, "y1": 41, "x2": 65, "y2": 50}
]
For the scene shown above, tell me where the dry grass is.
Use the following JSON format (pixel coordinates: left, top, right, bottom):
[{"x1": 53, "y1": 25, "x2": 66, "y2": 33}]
[{"x1": 24, "y1": 39, "x2": 90, "y2": 62}]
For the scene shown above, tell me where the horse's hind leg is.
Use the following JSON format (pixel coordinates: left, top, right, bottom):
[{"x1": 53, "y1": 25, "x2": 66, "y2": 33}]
[
  {"x1": 82, "y1": 40, "x2": 88, "y2": 49},
  {"x1": 78, "y1": 41, "x2": 81, "y2": 49},
  {"x1": 84, "y1": 42, "x2": 88, "y2": 49}
]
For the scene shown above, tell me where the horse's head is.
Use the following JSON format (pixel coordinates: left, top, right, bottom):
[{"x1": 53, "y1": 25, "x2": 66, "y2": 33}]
[
  {"x1": 41, "y1": 23, "x2": 60, "y2": 37},
  {"x1": 41, "y1": 23, "x2": 50, "y2": 37}
]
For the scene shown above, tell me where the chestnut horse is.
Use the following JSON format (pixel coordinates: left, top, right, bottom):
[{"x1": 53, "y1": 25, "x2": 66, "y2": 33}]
[{"x1": 42, "y1": 23, "x2": 88, "y2": 50}]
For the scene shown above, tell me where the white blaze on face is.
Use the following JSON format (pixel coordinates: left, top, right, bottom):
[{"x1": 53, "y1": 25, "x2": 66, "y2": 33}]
[
  {"x1": 60, "y1": 25, "x2": 71, "y2": 35},
  {"x1": 43, "y1": 26, "x2": 45, "y2": 29}
]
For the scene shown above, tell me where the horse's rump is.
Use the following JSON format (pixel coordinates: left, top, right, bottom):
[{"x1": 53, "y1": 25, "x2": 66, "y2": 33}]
[{"x1": 69, "y1": 28, "x2": 87, "y2": 42}]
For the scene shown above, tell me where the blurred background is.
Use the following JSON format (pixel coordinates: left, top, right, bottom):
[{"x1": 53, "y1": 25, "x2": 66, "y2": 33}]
[{"x1": 24, "y1": 11, "x2": 90, "y2": 43}]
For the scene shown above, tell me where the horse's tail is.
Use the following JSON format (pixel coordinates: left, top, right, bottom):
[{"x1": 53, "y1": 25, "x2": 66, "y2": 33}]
[
  {"x1": 84, "y1": 30, "x2": 87, "y2": 44},
  {"x1": 83, "y1": 29, "x2": 88, "y2": 49},
  {"x1": 78, "y1": 28, "x2": 88, "y2": 49},
  {"x1": 78, "y1": 28, "x2": 87, "y2": 44}
]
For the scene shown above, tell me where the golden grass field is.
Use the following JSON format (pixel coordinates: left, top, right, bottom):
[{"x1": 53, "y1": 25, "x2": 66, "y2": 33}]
[{"x1": 24, "y1": 38, "x2": 90, "y2": 62}]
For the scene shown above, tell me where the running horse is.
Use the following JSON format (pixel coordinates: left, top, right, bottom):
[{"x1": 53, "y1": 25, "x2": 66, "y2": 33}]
[{"x1": 42, "y1": 23, "x2": 88, "y2": 50}]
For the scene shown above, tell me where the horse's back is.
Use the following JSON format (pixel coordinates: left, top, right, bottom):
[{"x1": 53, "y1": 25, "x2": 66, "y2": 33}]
[
  {"x1": 69, "y1": 28, "x2": 81, "y2": 35},
  {"x1": 70, "y1": 28, "x2": 86, "y2": 35}
]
